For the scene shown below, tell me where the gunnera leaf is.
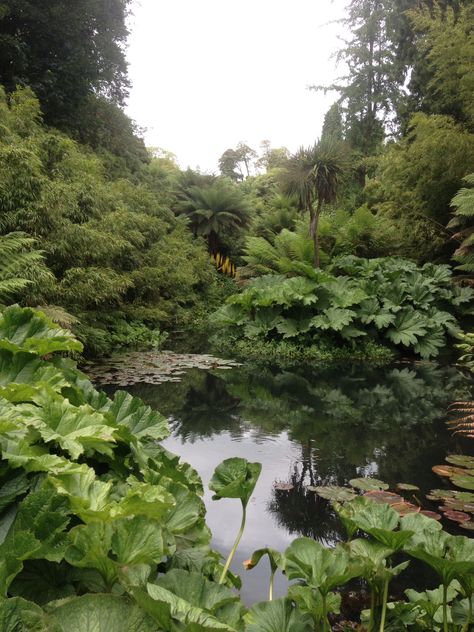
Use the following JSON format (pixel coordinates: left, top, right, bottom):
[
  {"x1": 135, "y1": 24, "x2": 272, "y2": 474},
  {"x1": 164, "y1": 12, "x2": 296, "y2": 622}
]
[
  {"x1": 245, "y1": 598, "x2": 313, "y2": 632},
  {"x1": 209, "y1": 458, "x2": 261, "y2": 506}
]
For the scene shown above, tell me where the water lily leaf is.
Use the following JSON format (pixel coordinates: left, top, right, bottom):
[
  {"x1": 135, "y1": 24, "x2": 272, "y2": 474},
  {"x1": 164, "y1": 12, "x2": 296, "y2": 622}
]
[
  {"x1": 363, "y1": 490, "x2": 403, "y2": 505},
  {"x1": 432, "y1": 465, "x2": 465, "y2": 478},
  {"x1": 48, "y1": 593, "x2": 156, "y2": 632},
  {"x1": 451, "y1": 474, "x2": 474, "y2": 491},
  {"x1": 396, "y1": 483, "x2": 420, "y2": 492},
  {"x1": 460, "y1": 521, "x2": 474, "y2": 531},
  {"x1": 307, "y1": 486, "x2": 356, "y2": 502},
  {"x1": 390, "y1": 502, "x2": 420, "y2": 517},
  {"x1": 419, "y1": 511, "x2": 442, "y2": 521},
  {"x1": 245, "y1": 597, "x2": 313, "y2": 632},
  {"x1": 426, "y1": 489, "x2": 458, "y2": 501},
  {"x1": 274, "y1": 482, "x2": 294, "y2": 491},
  {"x1": 446, "y1": 455, "x2": 474, "y2": 469},
  {"x1": 349, "y1": 477, "x2": 389, "y2": 491},
  {"x1": 442, "y1": 510, "x2": 471, "y2": 524},
  {"x1": 209, "y1": 458, "x2": 261, "y2": 507}
]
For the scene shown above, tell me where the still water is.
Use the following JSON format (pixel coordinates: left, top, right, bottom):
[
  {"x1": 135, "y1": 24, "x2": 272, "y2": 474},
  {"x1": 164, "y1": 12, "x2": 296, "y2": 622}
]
[{"x1": 118, "y1": 361, "x2": 473, "y2": 603}]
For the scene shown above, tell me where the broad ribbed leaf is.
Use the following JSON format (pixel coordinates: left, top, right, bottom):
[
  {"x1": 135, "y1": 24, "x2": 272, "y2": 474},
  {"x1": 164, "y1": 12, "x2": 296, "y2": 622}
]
[
  {"x1": 0, "y1": 596, "x2": 60, "y2": 632},
  {"x1": 107, "y1": 390, "x2": 169, "y2": 441},
  {"x1": 246, "y1": 598, "x2": 312, "y2": 632},
  {"x1": 0, "y1": 306, "x2": 82, "y2": 355},
  {"x1": 48, "y1": 594, "x2": 157, "y2": 632},
  {"x1": 209, "y1": 458, "x2": 261, "y2": 506}
]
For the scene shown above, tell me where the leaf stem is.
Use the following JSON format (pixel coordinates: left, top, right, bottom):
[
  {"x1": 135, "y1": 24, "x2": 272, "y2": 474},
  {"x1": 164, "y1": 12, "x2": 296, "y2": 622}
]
[
  {"x1": 219, "y1": 502, "x2": 247, "y2": 584},
  {"x1": 379, "y1": 579, "x2": 389, "y2": 632},
  {"x1": 269, "y1": 567, "x2": 275, "y2": 601},
  {"x1": 443, "y1": 583, "x2": 448, "y2": 632}
]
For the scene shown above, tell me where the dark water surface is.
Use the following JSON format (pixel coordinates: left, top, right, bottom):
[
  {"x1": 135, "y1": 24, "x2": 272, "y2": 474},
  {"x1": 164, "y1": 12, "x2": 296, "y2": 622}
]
[{"x1": 114, "y1": 361, "x2": 473, "y2": 604}]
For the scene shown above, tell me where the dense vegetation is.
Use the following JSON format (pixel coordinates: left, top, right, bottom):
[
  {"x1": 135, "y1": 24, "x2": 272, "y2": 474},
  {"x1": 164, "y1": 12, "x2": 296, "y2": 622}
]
[{"x1": 0, "y1": 0, "x2": 474, "y2": 628}]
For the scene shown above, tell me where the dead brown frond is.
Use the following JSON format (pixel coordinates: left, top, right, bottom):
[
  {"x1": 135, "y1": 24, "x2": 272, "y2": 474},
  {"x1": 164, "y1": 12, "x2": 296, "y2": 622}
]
[{"x1": 447, "y1": 400, "x2": 474, "y2": 439}]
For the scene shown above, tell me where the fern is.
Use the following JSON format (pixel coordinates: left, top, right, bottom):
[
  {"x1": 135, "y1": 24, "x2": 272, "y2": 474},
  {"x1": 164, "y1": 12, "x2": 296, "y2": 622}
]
[
  {"x1": 447, "y1": 401, "x2": 474, "y2": 439},
  {"x1": 448, "y1": 173, "x2": 474, "y2": 273},
  {"x1": 0, "y1": 232, "x2": 50, "y2": 302}
]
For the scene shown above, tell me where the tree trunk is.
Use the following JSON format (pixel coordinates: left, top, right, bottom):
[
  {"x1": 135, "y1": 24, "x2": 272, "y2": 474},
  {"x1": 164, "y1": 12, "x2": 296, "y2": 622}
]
[
  {"x1": 309, "y1": 201, "x2": 322, "y2": 268},
  {"x1": 208, "y1": 231, "x2": 219, "y2": 256}
]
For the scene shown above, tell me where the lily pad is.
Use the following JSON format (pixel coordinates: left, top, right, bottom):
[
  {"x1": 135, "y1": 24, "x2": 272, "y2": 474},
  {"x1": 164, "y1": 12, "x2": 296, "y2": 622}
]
[
  {"x1": 432, "y1": 465, "x2": 466, "y2": 478},
  {"x1": 307, "y1": 485, "x2": 356, "y2": 502},
  {"x1": 85, "y1": 351, "x2": 241, "y2": 386},
  {"x1": 442, "y1": 510, "x2": 471, "y2": 523},
  {"x1": 274, "y1": 482, "x2": 294, "y2": 491},
  {"x1": 460, "y1": 521, "x2": 474, "y2": 531},
  {"x1": 419, "y1": 510, "x2": 441, "y2": 521},
  {"x1": 396, "y1": 483, "x2": 420, "y2": 492},
  {"x1": 451, "y1": 474, "x2": 474, "y2": 491},
  {"x1": 390, "y1": 502, "x2": 420, "y2": 516},
  {"x1": 426, "y1": 489, "x2": 457, "y2": 501},
  {"x1": 363, "y1": 490, "x2": 402, "y2": 505},
  {"x1": 445, "y1": 455, "x2": 474, "y2": 469},
  {"x1": 349, "y1": 477, "x2": 389, "y2": 491}
]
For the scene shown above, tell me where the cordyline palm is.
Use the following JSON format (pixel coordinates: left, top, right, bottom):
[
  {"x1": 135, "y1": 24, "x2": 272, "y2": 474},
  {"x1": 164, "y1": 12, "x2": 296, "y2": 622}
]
[
  {"x1": 281, "y1": 140, "x2": 347, "y2": 267},
  {"x1": 177, "y1": 181, "x2": 250, "y2": 255}
]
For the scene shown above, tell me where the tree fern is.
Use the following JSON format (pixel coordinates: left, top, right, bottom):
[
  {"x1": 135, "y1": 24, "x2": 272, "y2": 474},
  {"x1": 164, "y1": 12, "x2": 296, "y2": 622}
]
[
  {"x1": 448, "y1": 173, "x2": 474, "y2": 273},
  {"x1": 0, "y1": 232, "x2": 50, "y2": 302}
]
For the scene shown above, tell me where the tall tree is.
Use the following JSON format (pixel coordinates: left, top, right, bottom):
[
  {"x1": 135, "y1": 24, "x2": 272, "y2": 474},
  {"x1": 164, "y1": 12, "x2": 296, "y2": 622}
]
[
  {"x1": 312, "y1": 0, "x2": 401, "y2": 154},
  {"x1": 218, "y1": 142, "x2": 257, "y2": 181},
  {"x1": 0, "y1": 0, "x2": 131, "y2": 129},
  {"x1": 280, "y1": 141, "x2": 347, "y2": 267},
  {"x1": 321, "y1": 104, "x2": 344, "y2": 143}
]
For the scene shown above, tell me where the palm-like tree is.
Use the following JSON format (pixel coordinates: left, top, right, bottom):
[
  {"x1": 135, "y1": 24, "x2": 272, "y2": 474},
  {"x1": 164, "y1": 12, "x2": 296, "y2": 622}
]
[
  {"x1": 176, "y1": 181, "x2": 250, "y2": 255},
  {"x1": 281, "y1": 140, "x2": 347, "y2": 267}
]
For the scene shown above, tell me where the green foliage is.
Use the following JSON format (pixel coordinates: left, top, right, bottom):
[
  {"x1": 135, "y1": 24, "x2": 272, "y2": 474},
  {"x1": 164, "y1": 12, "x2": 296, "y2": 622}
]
[
  {"x1": 175, "y1": 178, "x2": 251, "y2": 256},
  {"x1": 0, "y1": 233, "x2": 52, "y2": 302},
  {"x1": 213, "y1": 256, "x2": 471, "y2": 359},
  {"x1": 448, "y1": 174, "x2": 474, "y2": 272},
  {"x1": 0, "y1": 87, "x2": 221, "y2": 354}
]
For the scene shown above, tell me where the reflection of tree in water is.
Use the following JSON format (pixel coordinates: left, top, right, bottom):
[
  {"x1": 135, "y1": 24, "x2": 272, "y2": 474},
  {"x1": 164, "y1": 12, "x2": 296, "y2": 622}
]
[
  {"x1": 125, "y1": 360, "x2": 473, "y2": 541},
  {"x1": 268, "y1": 459, "x2": 347, "y2": 545}
]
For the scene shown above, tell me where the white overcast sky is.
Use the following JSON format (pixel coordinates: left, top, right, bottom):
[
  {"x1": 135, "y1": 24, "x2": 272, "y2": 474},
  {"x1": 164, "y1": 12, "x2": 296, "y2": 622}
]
[{"x1": 126, "y1": 0, "x2": 348, "y2": 172}]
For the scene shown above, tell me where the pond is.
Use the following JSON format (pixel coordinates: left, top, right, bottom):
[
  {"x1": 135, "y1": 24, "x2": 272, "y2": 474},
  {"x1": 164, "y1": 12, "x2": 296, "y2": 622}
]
[{"x1": 104, "y1": 359, "x2": 473, "y2": 604}]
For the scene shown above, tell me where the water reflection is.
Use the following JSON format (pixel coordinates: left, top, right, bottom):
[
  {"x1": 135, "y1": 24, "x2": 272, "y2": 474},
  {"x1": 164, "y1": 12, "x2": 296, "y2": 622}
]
[{"x1": 122, "y1": 362, "x2": 473, "y2": 602}]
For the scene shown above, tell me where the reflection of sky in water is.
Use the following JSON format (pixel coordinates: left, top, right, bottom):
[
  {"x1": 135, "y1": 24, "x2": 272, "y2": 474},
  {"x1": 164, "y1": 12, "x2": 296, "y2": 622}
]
[{"x1": 163, "y1": 431, "x2": 298, "y2": 602}]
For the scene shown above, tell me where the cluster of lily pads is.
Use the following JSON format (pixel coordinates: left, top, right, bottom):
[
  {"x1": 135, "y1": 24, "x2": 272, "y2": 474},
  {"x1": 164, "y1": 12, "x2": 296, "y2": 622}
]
[
  {"x1": 429, "y1": 454, "x2": 474, "y2": 531},
  {"x1": 1, "y1": 306, "x2": 474, "y2": 631},
  {"x1": 84, "y1": 350, "x2": 241, "y2": 386}
]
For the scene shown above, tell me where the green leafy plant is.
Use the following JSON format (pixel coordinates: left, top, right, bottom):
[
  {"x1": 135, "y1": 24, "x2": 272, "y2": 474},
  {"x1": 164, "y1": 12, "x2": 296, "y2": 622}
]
[{"x1": 209, "y1": 457, "x2": 262, "y2": 584}]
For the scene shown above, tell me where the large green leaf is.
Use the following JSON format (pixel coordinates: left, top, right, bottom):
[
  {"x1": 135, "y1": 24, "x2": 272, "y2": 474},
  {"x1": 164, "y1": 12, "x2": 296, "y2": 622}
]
[
  {"x1": 145, "y1": 581, "x2": 238, "y2": 630},
  {"x1": 283, "y1": 538, "x2": 359, "y2": 594},
  {"x1": 386, "y1": 308, "x2": 428, "y2": 347},
  {"x1": 18, "y1": 396, "x2": 116, "y2": 460},
  {"x1": 0, "y1": 596, "x2": 61, "y2": 632},
  {"x1": 245, "y1": 598, "x2": 312, "y2": 632},
  {"x1": 209, "y1": 458, "x2": 261, "y2": 507},
  {"x1": 0, "y1": 306, "x2": 82, "y2": 355},
  {"x1": 111, "y1": 516, "x2": 165, "y2": 566},
  {"x1": 107, "y1": 390, "x2": 169, "y2": 441},
  {"x1": 48, "y1": 594, "x2": 157, "y2": 632},
  {"x1": 0, "y1": 351, "x2": 68, "y2": 398}
]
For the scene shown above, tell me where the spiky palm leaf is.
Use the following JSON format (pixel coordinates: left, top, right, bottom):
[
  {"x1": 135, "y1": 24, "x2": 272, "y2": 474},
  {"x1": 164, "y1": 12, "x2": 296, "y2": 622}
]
[
  {"x1": 176, "y1": 181, "x2": 250, "y2": 254},
  {"x1": 279, "y1": 139, "x2": 348, "y2": 266},
  {"x1": 0, "y1": 232, "x2": 50, "y2": 302}
]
